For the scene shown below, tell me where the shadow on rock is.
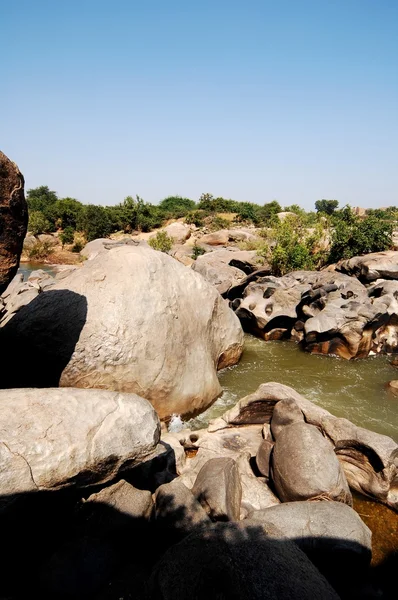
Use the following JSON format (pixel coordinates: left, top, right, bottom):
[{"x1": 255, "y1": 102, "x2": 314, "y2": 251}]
[
  {"x1": 0, "y1": 480, "x2": 396, "y2": 600},
  {"x1": 0, "y1": 289, "x2": 87, "y2": 387}
]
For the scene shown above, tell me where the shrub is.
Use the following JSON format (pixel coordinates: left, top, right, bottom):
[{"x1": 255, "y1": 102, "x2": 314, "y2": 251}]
[
  {"x1": 208, "y1": 216, "x2": 230, "y2": 231},
  {"x1": 77, "y1": 205, "x2": 112, "y2": 241},
  {"x1": 185, "y1": 210, "x2": 206, "y2": 227},
  {"x1": 191, "y1": 243, "x2": 206, "y2": 259},
  {"x1": 71, "y1": 240, "x2": 84, "y2": 253},
  {"x1": 159, "y1": 196, "x2": 196, "y2": 218},
  {"x1": 148, "y1": 231, "x2": 174, "y2": 253},
  {"x1": 329, "y1": 209, "x2": 392, "y2": 263},
  {"x1": 28, "y1": 211, "x2": 52, "y2": 235},
  {"x1": 59, "y1": 226, "x2": 75, "y2": 248},
  {"x1": 27, "y1": 240, "x2": 53, "y2": 261}
]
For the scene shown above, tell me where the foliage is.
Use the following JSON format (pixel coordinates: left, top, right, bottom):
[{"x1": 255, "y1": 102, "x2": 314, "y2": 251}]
[
  {"x1": 148, "y1": 230, "x2": 174, "y2": 253},
  {"x1": 59, "y1": 226, "x2": 75, "y2": 248},
  {"x1": 185, "y1": 210, "x2": 206, "y2": 227},
  {"x1": 27, "y1": 240, "x2": 53, "y2": 260},
  {"x1": 208, "y1": 216, "x2": 230, "y2": 231},
  {"x1": 77, "y1": 205, "x2": 112, "y2": 241},
  {"x1": 28, "y1": 211, "x2": 52, "y2": 235},
  {"x1": 191, "y1": 243, "x2": 206, "y2": 259},
  {"x1": 51, "y1": 198, "x2": 83, "y2": 229},
  {"x1": 315, "y1": 199, "x2": 339, "y2": 215},
  {"x1": 26, "y1": 185, "x2": 58, "y2": 217},
  {"x1": 71, "y1": 240, "x2": 84, "y2": 253},
  {"x1": 111, "y1": 196, "x2": 164, "y2": 233},
  {"x1": 159, "y1": 196, "x2": 196, "y2": 218},
  {"x1": 262, "y1": 215, "x2": 323, "y2": 275},
  {"x1": 328, "y1": 208, "x2": 393, "y2": 263}
]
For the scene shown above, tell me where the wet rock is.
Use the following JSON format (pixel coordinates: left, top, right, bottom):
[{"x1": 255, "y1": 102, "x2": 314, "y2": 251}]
[{"x1": 191, "y1": 457, "x2": 242, "y2": 521}]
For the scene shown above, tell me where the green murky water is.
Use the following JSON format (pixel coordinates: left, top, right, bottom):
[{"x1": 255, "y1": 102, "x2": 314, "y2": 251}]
[{"x1": 189, "y1": 334, "x2": 398, "y2": 442}]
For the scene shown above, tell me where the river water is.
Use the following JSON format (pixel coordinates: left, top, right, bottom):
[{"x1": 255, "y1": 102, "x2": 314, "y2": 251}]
[{"x1": 188, "y1": 334, "x2": 398, "y2": 442}]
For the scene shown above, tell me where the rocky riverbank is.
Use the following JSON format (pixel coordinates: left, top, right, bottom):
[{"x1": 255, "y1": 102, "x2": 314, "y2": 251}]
[{"x1": 0, "y1": 152, "x2": 396, "y2": 599}]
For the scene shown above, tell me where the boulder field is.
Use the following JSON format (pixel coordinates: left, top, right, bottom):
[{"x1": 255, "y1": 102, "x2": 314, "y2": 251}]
[
  {"x1": 227, "y1": 264, "x2": 398, "y2": 358},
  {"x1": 0, "y1": 244, "x2": 243, "y2": 419},
  {"x1": 2, "y1": 382, "x2": 394, "y2": 599}
]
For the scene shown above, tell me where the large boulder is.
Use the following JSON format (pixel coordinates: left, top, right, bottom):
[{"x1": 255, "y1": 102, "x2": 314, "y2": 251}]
[
  {"x1": 0, "y1": 151, "x2": 28, "y2": 294},
  {"x1": 271, "y1": 421, "x2": 352, "y2": 504},
  {"x1": 0, "y1": 245, "x2": 243, "y2": 419},
  {"x1": 149, "y1": 522, "x2": 340, "y2": 599},
  {"x1": 231, "y1": 268, "x2": 398, "y2": 358},
  {"x1": 246, "y1": 501, "x2": 372, "y2": 596},
  {"x1": 336, "y1": 250, "x2": 398, "y2": 282},
  {"x1": 0, "y1": 387, "x2": 160, "y2": 500},
  {"x1": 246, "y1": 501, "x2": 371, "y2": 562},
  {"x1": 191, "y1": 457, "x2": 242, "y2": 521},
  {"x1": 209, "y1": 382, "x2": 398, "y2": 511},
  {"x1": 163, "y1": 222, "x2": 191, "y2": 244}
]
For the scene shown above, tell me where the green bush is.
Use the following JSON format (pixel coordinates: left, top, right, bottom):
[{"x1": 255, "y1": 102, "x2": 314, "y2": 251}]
[
  {"x1": 28, "y1": 211, "x2": 52, "y2": 235},
  {"x1": 76, "y1": 205, "x2": 112, "y2": 241},
  {"x1": 185, "y1": 210, "x2": 206, "y2": 227},
  {"x1": 148, "y1": 231, "x2": 174, "y2": 253},
  {"x1": 159, "y1": 196, "x2": 196, "y2": 218},
  {"x1": 329, "y1": 208, "x2": 392, "y2": 263},
  {"x1": 59, "y1": 226, "x2": 75, "y2": 247},
  {"x1": 27, "y1": 240, "x2": 53, "y2": 260},
  {"x1": 191, "y1": 243, "x2": 206, "y2": 259},
  {"x1": 71, "y1": 240, "x2": 84, "y2": 253},
  {"x1": 208, "y1": 216, "x2": 230, "y2": 231}
]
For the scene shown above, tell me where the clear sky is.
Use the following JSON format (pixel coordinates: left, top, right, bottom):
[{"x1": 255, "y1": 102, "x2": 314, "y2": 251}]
[{"x1": 1, "y1": 0, "x2": 397, "y2": 209}]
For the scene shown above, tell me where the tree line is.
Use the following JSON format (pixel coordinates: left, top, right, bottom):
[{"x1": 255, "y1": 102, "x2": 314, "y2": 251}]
[{"x1": 26, "y1": 186, "x2": 395, "y2": 267}]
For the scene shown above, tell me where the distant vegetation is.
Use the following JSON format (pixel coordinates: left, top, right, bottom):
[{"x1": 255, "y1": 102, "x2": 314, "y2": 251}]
[{"x1": 26, "y1": 186, "x2": 395, "y2": 269}]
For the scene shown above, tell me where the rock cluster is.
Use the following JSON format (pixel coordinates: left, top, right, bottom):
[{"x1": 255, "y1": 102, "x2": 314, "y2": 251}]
[
  {"x1": 229, "y1": 267, "x2": 398, "y2": 358},
  {"x1": 2, "y1": 382, "x2": 391, "y2": 599}
]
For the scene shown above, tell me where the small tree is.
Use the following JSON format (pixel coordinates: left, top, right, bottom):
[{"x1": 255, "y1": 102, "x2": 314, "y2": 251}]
[
  {"x1": 315, "y1": 199, "x2": 339, "y2": 215},
  {"x1": 60, "y1": 226, "x2": 75, "y2": 248},
  {"x1": 28, "y1": 211, "x2": 51, "y2": 235},
  {"x1": 148, "y1": 231, "x2": 173, "y2": 253},
  {"x1": 77, "y1": 205, "x2": 112, "y2": 241}
]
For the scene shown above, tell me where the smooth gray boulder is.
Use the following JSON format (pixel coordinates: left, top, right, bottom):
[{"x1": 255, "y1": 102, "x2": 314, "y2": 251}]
[
  {"x1": 0, "y1": 245, "x2": 243, "y2": 420},
  {"x1": 149, "y1": 522, "x2": 340, "y2": 600},
  {"x1": 246, "y1": 500, "x2": 371, "y2": 559},
  {"x1": 271, "y1": 422, "x2": 352, "y2": 504},
  {"x1": 210, "y1": 382, "x2": 398, "y2": 511},
  {"x1": 0, "y1": 388, "x2": 160, "y2": 499},
  {"x1": 236, "y1": 453, "x2": 279, "y2": 518},
  {"x1": 191, "y1": 457, "x2": 242, "y2": 521},
  {"x1": 85, "y1": 480, "x2": 153, "y2": 521},
  {"x1": 255, "y1": 439, "x2": 274, "y2": 479},
  {"x1": 246, "y1": 501, "x2": 372, "y2": 596},
  {"x1": 270, "y1": 397, "x2": 305, "y2": 439}
]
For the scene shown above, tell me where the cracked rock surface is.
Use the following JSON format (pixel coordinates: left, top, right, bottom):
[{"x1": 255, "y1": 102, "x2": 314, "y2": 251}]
[{"x1": 0, "y1": 387, "x2": 160, "y2": 499}]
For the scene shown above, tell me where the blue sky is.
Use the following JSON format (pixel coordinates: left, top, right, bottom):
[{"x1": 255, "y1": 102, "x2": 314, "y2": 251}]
[{"x1": 1, "y1": 0, "x2": 397, "y2": 208}]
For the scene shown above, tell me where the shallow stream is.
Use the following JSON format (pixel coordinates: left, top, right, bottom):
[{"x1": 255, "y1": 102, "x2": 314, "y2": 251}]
[{"x1": 188, "y1": 334, "x2": 398, "y2": 442}]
